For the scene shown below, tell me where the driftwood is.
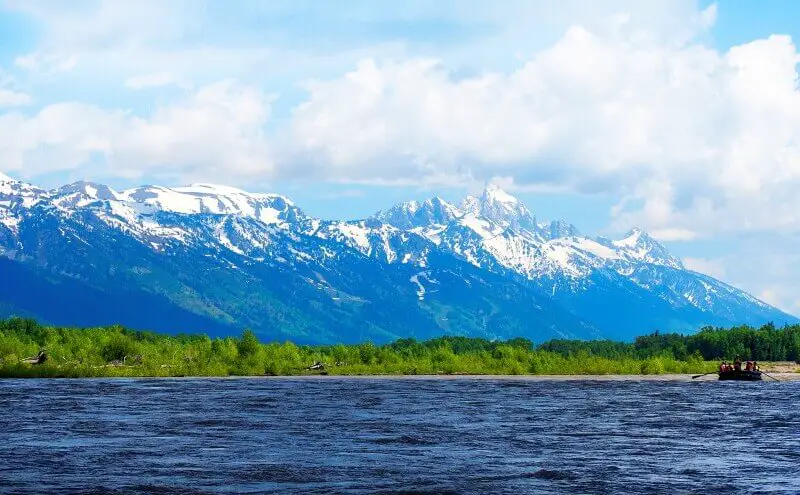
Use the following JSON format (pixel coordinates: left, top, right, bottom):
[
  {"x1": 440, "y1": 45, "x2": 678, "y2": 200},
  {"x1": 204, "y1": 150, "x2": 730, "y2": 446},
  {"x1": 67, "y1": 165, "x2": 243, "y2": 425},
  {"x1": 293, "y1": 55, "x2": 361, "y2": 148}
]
[
  {"x1": 21, "y1": 351, "x2": 47, "y2": 365},
  {"x1": 306, "y1": 361, "x2": 327, "y2": 371},
  {"x1": 108, "y1": 355, "x2": 143, "y2": 367},
  {"x1": 58, "y1": 356, "x2": 84, "y2": 367},
  {"x1": 91, "y1": 355, "x2": 145, "y2": 369}
]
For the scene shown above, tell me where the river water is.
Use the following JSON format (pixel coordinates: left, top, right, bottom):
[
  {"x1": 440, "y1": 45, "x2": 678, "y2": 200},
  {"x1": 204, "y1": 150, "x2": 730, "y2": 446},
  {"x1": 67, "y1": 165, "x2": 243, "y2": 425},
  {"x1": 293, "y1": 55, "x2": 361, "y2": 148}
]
[{"x1": 0, "y1": 377, "x2": 798, "y2": 494}]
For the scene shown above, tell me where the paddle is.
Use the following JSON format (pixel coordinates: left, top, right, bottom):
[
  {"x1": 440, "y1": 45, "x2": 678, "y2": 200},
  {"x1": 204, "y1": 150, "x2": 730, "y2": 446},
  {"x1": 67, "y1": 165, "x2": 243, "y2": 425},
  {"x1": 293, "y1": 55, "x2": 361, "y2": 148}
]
[
  {"x1": 691, "y1": 372, "x2": 717, "y2": 379},
  {"x1": 760, "y1": 371, "x2": 780, "y2": 382}
]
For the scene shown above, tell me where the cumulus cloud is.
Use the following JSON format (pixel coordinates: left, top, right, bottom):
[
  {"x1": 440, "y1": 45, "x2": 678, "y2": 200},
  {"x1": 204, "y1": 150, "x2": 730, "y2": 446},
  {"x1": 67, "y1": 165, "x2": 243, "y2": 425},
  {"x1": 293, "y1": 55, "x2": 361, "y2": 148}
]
[
  {"x1": 290, "y1": 25, "x2": 800, "y2": 239},
  {"x1": 14, "y1": 53, "x2": 78, "y2": 74},
  {"x1": 0, "y1": 89, "x2": 31, "y2": 107},
  {"x1": 5, "y1": 0, "x2": 800, "y2": 244},
  {"x1": 0, "y1": 81, "x2": 275, "y2": 183},
  {"x1": 5, "y1": 0, "x2": 200, "y2": 51},
  {"x1": 0, "y1": 69, "x2": 32, "y2": 107}
]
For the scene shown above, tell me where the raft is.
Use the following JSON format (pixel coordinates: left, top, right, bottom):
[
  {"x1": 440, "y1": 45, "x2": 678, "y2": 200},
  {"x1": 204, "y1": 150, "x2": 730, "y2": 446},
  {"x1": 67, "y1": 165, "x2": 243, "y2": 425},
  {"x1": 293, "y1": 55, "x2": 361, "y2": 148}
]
[{"x1": 718, "y1": 369, "x2": 763, "y2": 381}]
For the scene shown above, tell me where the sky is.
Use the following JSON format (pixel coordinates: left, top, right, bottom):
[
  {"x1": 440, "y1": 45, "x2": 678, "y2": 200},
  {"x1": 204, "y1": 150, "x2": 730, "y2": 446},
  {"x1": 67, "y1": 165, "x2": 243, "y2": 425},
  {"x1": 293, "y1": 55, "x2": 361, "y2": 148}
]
[{"x1": 1, "y1": 0, "x2": 800, "y2": 313}]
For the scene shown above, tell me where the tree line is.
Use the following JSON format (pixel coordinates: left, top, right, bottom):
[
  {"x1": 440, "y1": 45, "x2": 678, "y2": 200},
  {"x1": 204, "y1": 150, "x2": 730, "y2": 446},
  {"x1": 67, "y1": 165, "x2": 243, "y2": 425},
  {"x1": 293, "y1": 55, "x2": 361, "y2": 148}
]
[
  {"x1": 539, "y1": 322, "x2": 800, "y2": 362},
  {"x1": 0, "y1": 318, "x2": 797, "y2": 378}
]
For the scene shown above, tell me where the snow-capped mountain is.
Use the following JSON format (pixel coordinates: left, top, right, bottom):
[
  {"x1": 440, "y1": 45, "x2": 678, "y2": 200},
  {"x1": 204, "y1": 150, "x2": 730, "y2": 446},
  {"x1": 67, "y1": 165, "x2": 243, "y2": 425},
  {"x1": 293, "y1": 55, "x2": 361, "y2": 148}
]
[
  {"x1": 0, "y1": 173, "x2": 794, "y2": 343},
  {"x1": 460, "y1": 184, "x2": 539, "y2": 232},
  {"x1": 373, "y1": 197, "x2": 461, "y2": 230}
]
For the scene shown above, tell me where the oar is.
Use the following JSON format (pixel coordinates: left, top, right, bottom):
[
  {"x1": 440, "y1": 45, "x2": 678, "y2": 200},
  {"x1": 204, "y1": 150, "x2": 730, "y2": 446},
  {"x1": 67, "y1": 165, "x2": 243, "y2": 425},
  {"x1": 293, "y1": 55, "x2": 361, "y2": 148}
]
[
  {"x1": 760, "y1": 371, "x2": 780, "y2": 382},
  {"x1": 691, "y1": 372, "x2": 717, "y2": 379}
]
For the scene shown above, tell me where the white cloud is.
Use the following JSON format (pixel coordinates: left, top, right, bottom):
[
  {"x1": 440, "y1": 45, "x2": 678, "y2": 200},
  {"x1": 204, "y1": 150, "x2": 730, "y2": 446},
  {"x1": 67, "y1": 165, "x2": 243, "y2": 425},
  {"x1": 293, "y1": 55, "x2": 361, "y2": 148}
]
[
  {"x1": 0, "y1": 80, "x2": 276, "y2": 183},
  {"x1": 2, "y1": 0, "x2": 712, "y2": 94},
  {"x1": 14, "y1": 53, "x2": 78, "y2": 74},
  {"x1": 758, "y1": 288, "x2": 781, "y2": 308},
  {"x1": 5, "y1": 1, "x2": 200, "y2": 51},
  {"x1": 5, "y1": 0, "x2": 800, "y2": 314},
  {"x1": 289, "y1": 25, "x2": 800, "y2": 239},
  {"x1": 0, "y1": 69, "x2": 32, "y2": 107},
  {"x1": 0, "y1": 89, "x2": 31, "y2": 107},
  {"x1": 5, "y1": 0, "x2": 800, "y2": 245}
]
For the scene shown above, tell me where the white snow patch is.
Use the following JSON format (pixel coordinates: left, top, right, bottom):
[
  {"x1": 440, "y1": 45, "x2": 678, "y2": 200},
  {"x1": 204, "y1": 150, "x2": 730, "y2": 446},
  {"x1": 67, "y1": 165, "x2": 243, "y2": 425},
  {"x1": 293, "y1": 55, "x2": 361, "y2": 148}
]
[
  {"x1": 332, "y1": 222, "x2": 371, "y2": 251},
  {"x1": 459, "y1": 215, "x2": 499, "y2": 239},
  {"x1": 410, "y1": 274, "x2": 426, "y2": 300},
  {"x1": 484, "y1": 184, "x2": 518, "y2": 204},
  {"x1": 568, "y1": 238, "x2": 621, "y2": 260},
  {"x1": 612, "y1": 229, "x2": 642, "y2": 248},
  {"x1": 119, "y1": 184, "x2": 292, "y2": 225},
  {"x1": 410, "y1": 272, "x2": 436, "y2": 301}
]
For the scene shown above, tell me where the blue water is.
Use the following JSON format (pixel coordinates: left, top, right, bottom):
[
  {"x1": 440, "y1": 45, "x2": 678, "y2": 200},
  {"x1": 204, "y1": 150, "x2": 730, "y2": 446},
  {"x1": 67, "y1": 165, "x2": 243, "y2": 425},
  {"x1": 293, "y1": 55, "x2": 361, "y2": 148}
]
[{"x1": 0, "y1": 377, "x2": 798, "y2": 494}]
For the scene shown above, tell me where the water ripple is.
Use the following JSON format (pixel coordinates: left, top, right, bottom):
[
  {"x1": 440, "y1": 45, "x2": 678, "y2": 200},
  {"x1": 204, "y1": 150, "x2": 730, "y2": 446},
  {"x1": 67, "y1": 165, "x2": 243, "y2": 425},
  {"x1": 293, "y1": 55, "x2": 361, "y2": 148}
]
[{"x1": 0, "y1": 378, "x2": 798, "y2": 494}]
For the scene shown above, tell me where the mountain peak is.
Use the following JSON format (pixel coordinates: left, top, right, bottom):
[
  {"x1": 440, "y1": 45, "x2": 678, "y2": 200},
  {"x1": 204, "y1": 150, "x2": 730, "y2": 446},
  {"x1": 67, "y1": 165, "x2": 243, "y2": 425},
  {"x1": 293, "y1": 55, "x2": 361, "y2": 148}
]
[
  {"x1": 460, "y1": 184, "x2": 535, "y2": 231},
  {"x1": 56, "y1": 181, "x2": 121, "y2": 201},
  {"x1": 616, "y1": 227, "x2": 645, "y2": 246},
  {"x1": 612, "y1": 227, "x2": 683, "y2": 269},
  {"x1": 0, "y1": 174, "x2": 793, "y2": 345},
  {"x1": 373, "y1": 196, "x2": 460, "y2": 229},
  {"x1": 482, "y1": 184, "x2": 519, "y2": 204},
  {"x1": 0, "y1": 171, "x2": 15, "y2": 183},
  {"x1": 547, "y1": 219, "x2": 580, "y2": 239}
]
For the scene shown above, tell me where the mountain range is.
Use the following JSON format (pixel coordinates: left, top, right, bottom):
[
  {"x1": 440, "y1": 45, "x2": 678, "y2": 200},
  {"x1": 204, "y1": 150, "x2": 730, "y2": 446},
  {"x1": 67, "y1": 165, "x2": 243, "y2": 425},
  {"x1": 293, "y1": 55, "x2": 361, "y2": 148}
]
[{"x1": 0, "y1": 172, "x2": 795, "y2": 344}]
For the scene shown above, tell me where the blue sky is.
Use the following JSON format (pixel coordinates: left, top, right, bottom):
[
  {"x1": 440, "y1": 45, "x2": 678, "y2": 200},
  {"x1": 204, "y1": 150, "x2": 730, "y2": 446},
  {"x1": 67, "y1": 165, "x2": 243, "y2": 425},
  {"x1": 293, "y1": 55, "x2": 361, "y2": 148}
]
[{"x1": 1, "y1": 0, "x2": 800, "y2": 313}]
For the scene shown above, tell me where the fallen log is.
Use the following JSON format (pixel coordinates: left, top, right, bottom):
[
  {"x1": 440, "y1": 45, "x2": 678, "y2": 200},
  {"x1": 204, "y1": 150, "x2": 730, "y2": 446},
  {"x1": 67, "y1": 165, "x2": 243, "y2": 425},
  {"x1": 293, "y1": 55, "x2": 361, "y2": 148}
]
[{"x1": 21, "y1": 351, "x2": 47, "y2": 365}]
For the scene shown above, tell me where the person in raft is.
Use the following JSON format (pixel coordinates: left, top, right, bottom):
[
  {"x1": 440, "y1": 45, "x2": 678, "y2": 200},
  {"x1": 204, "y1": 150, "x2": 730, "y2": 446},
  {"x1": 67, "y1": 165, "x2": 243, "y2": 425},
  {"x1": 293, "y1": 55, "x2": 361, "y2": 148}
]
[{"x1": 734, "y1": 356, "x2": 743, "y2": 371}]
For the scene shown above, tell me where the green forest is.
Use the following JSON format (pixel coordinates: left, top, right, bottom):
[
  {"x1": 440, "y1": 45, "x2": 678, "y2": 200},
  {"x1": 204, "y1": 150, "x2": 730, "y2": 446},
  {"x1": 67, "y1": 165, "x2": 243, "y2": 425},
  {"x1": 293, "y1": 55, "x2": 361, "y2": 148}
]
[{"x1": 1, "y1": 318, "x2": 799, "y2": 378}]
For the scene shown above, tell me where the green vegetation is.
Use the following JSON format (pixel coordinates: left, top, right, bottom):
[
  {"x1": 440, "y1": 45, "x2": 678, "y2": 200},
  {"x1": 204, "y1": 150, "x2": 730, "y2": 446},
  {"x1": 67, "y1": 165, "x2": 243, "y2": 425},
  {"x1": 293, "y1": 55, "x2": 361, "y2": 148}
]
[
  {"x1": 541, "y1": 322, "x2": 800, "y2": 362},
  {"x1": 1, "y1": 318, "x2": 798, "y2": 378}
]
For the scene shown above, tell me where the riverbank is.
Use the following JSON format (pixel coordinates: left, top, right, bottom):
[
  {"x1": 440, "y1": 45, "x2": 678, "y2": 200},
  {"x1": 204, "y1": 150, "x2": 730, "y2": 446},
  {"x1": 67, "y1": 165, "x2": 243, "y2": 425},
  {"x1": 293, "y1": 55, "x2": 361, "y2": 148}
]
[
  {"x1": 227, "y1": 372, "x2": 800, "y2": 381},
  {"x1": 2, "y1": 318, "x2": 799, "y2": 379},
  {"x1": 2, "y1": 372, "x2": 799, "y2": 381},
  {"x1": 4, "y1": 360, "x2": 798, "y2": 380}
]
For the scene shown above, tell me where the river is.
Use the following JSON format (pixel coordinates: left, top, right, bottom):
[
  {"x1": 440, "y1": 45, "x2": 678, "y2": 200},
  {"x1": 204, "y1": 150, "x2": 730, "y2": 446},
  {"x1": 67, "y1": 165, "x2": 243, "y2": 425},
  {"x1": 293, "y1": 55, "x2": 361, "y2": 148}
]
[{"x1": 1, "y1": 377, "x2": 798, "y2": 494}]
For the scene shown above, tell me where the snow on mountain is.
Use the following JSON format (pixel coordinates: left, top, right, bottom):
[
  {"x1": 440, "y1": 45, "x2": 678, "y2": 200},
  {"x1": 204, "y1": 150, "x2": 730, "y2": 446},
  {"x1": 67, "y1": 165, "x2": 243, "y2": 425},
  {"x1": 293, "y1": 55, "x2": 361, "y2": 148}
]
[
  {"x1": 52, "y1": 181, "x2": 123, "y2": 209},
  {"x1": 366, "y1": 184, "x2": 791, "y2": 326},
  {"x1": 309, "y1": 219, "x2": 434, "y2": 266},
  {"x1": 611, "y1": 228, "x2": 684, "y2": 269},
  {"x1": 0, "y1": 177, "x2": 794, "y2": 342},
  {"x1": 119, "y1": 183, "x2": 302, "y2": 226},
  {"x1": 545, "y1": 220, "x2": 580, "y2": 240},
  {"x1": 0, "y1": 174, "x2": 48, "y2": 233},
  {"x1": 373, "y1": 197, "x2": 461, "y2": 229},
  {"x1": 0, "y1": 176, "x2": 46, "y2": 208},
  {"x1": 460, "y1": 184, "x2": 538, "y2": 231}
]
